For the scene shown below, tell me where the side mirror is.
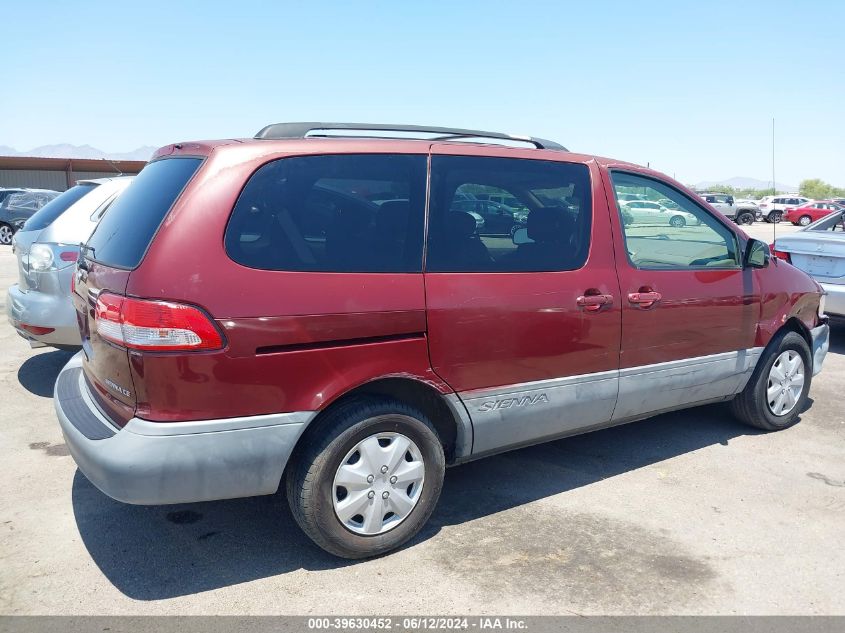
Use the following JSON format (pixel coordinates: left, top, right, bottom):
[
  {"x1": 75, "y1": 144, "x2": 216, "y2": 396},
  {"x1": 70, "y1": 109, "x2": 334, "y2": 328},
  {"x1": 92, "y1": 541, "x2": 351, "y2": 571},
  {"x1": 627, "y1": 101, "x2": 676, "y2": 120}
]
[
  {"x1": 727, "y1": 196, "x2": 735, "y2": 205},
  {"x1": 512, "y1": 227, "x2": 533, "y2": 245},
  {"x1": 744, "y1": 238, "x2": 770, "y2": 269}
]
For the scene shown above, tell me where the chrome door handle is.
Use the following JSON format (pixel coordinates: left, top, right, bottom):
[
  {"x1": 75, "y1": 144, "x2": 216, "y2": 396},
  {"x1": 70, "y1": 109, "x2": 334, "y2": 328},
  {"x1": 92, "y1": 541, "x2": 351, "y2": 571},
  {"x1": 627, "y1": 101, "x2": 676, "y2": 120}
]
[
  {"x1": 628, "y1": 291, "x2": 662, "y2": 308},
  {"x1": 576, "y1": 294, "x2": 613, "y2": 312}
]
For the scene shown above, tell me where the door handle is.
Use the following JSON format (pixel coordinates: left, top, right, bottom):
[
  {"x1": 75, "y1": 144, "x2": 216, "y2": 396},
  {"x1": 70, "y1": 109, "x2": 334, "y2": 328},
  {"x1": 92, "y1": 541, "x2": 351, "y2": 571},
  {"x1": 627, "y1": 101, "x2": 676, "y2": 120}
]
[
  {"x1": 628, "y1": 291, "x2": 662, "y2": 308},
  {"x1": 576, "y1": 293, "x2": 613, "y2": 312}
]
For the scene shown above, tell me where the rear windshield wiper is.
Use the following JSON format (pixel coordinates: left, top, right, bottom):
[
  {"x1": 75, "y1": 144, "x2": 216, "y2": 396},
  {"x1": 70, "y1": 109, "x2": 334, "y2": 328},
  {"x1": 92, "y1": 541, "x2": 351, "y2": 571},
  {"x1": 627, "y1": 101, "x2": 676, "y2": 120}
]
[{"x1": 78, "y1": 243, "x2": 96, "y2": 270}]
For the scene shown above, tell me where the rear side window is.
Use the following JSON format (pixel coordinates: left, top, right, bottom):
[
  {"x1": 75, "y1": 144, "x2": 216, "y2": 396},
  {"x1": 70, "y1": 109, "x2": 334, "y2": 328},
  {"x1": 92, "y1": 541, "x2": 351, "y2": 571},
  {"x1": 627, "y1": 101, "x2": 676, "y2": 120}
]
[
  {"x1": 87, "y1": 158, "x2": 201, "y2": 269},
  {"x1": 22, "y1": 183, "x2": 97, "y2": 231},
  {"x1": 225, "y1": 154, "x2": 427, "y2": 272},
  {"x1": 426, "y1": 156, "x2": 592, "y2": 272}
]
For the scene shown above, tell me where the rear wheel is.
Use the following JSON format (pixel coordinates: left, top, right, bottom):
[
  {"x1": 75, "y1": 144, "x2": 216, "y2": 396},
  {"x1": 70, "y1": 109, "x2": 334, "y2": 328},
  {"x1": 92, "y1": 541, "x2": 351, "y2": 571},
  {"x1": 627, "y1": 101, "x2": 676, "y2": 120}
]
[
  {"x1": 736, "y1": 212, "x2": 754, "y2": 225},
  {"x1": 286, "y1": 397, "x2": 445, "y2": 559},
  {"x1": 669, "y1": 215, "x2": 686, "y2": 228},
  {"x1": 0, "y1": 223, "x2": 13, "y2": 245},
  {"x1": 798, "y1": 215, "x2": 812, "y2": 226},
  {"x1": 767, "y1": 211, "x2": 783, "y2": 224},
  {"x1": 730, "y1": 330, "x2": 811, "y2": 431}
]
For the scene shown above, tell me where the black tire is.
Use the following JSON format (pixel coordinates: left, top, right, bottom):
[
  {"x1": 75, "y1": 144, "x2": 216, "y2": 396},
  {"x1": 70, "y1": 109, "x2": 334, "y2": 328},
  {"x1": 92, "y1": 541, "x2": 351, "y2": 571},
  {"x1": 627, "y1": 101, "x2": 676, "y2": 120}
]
[
  {"x1": 669, "y1": 215, "x2": 686, "y2": 228},
  {"x1": 286, "y1": 397, "x2": 445, "y2": 559},
  {"x1": 0, "y1": 223, "x2": 13, "y2": 245},
  {"x1": 730, "y1": 330, "x2": 812, "y2": 431},
  {"x1": 736, "y1": 212, "x2": 754, "y2": 225},
  {"x1": 798, "y1": 215, "x2": 812, "y2": 226},
  {"x1": 767, "y1": 211, "x2": 783, "y2": 224}
]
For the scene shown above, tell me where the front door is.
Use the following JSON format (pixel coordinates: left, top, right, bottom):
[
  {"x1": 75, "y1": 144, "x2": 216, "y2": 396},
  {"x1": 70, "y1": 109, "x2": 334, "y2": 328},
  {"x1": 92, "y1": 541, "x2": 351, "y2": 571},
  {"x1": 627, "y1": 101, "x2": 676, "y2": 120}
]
[
  {"x1": 424, "y1": 147, "x2": 622, "y2": 456},
  {"x1": 604, "y1": 170, "x2": 760, "y2": 422}
]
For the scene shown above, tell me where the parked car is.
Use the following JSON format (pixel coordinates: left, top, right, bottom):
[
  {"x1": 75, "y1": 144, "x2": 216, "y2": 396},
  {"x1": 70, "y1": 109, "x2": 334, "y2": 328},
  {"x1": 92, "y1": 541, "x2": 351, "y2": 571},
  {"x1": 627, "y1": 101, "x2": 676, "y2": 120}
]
[
  {"x1": 0, "y1": 189, "x2": 59, "y2": 244},
  {"x1": 452, "y1": 199, "x2": 518, "y2": 234},
  {"x1": 6, "y1": 177, "x2": 134, "y2": 349},
  {"x1": 771, "y1": 209, "x2": 845, "y2": 316},
  {"x1": 620, "y1": 199, "x2": 700, "y2": 227},
  {"x1": 757, "y1": 195, "x2": 812, "y2": 223},
  {"x1": 784, "y1": 200, "x2": 845, "y2": 226},
  {"x1": 0, "y1": 188, "x2": 27, "y2": 207},
  {"x1": 698, "y1": 193, "x2": 761, "y2": 225},
  {"x1": 55, "y1": 122, "x2": 829, "y2": 559}
]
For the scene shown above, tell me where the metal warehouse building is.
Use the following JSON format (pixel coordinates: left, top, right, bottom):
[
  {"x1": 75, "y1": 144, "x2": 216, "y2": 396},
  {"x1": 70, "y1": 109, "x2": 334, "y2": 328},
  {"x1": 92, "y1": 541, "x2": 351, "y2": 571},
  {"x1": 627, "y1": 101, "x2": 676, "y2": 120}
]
[{"x1": 0, "y1": 156, "x2": 146, "y2": 191}]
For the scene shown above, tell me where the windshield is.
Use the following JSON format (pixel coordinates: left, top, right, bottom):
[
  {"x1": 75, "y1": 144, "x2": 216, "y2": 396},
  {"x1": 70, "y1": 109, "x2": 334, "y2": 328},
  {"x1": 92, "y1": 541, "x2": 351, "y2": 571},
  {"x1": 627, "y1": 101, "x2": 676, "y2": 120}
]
[{"x1": 21, "y1": 184, "x2": 98, "y2": 232}]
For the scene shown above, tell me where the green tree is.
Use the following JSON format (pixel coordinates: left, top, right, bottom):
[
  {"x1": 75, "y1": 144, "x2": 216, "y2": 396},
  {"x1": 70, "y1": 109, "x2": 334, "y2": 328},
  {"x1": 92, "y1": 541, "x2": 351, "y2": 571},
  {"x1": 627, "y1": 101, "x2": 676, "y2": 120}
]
[{"x1": 799, "y1": 179, "x2": 845, "y2": 200}]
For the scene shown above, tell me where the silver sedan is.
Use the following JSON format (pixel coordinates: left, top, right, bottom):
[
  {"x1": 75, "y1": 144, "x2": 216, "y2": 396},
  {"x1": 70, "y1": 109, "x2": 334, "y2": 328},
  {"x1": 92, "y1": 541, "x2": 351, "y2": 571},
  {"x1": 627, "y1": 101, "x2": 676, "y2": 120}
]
[{"x1": 773, "y1": 210, "x2": 845, "y2": 317}]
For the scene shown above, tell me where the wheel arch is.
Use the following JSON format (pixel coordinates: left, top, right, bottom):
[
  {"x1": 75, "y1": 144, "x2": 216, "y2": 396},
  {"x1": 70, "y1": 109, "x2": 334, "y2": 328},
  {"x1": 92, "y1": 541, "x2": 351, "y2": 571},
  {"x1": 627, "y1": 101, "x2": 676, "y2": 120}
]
[
  {"x1": 781, "y1": 316, "x2": 813, "y2": 351},
  {"x1": 287, "y1": 376, "x2": 472, "y2": 476}
]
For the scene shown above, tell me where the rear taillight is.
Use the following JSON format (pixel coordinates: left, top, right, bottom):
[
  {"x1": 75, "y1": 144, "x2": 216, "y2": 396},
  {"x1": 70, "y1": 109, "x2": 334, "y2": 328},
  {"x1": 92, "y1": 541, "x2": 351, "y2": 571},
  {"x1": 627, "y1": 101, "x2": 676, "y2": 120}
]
[
  {"x1": 770, "y1": 243, "x2": 791, "y2": 263},
  {"x1": 94, "y1": 293, "x2": 224, "y2": 351},
  {"x1": 29, "y1": 243, "x2": 79, "y2": 272},
  {"x1": 20, "y1": 324, "x2": 55, "y2": 336}
]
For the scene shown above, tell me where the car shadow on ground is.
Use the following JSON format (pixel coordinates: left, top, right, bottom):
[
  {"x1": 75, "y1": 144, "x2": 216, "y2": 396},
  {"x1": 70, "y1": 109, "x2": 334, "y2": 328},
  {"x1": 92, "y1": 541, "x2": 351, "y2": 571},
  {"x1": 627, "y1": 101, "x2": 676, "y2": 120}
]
[
  {"x1": 827, "y1": 319, "x2": 845, "y2": 355},
  {"x1": 17, "y1": 349, "x2": 75, "y2": 397},
  {"x1": 72, "y1": 401, "x2": 766, "y2": 601}
]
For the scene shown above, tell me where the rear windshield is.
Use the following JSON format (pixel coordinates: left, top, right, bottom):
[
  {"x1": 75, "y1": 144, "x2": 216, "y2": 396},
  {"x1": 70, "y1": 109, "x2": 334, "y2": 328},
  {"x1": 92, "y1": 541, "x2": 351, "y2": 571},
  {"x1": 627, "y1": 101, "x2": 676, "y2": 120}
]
[
  {"x1": 87, "y1": 157, "x2": 201, "y2": 269},
  {"x1": 22, "y1": 183, "x2": 98, "y2": 231}
]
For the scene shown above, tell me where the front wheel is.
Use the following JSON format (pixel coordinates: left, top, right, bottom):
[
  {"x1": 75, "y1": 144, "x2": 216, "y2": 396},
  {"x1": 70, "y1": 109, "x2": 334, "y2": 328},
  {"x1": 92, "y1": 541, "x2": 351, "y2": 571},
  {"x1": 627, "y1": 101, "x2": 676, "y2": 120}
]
[
  {"x1": 0, "y1": 223, "x2": 13, "y2": 245},
  {"x1": 798, "y1": 215, "x2": 812, "y2": 226},
  {"x1": 669, "y1": 215, "x2": 686, "y2": 228},
  {"x1": 730, "y1": 330, "x2": 811, "y2": 431},
  {"x1": 736, "y1": 212, "x2": 754, "y2": 225},
  {"x1": 286, "y1": 397, "x2": 445, "y2": 559}
]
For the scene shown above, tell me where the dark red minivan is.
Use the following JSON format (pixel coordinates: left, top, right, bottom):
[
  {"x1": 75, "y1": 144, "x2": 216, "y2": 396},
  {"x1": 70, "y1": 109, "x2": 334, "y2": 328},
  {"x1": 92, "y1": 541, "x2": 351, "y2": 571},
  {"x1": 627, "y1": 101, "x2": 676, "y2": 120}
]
[{"x1": 55, "y1": 123, "x2": 830, "y2": 558}]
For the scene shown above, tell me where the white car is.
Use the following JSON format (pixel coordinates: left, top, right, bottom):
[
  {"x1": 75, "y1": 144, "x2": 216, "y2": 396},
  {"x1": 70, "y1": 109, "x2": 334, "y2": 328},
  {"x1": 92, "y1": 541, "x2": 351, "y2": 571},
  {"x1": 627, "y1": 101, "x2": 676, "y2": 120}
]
[
  {"x1": 758, "y1": 195, "x2": 812, "y2": 223},
  {"x1": 772, "y1": 209, "x2": 845, "y2": 316},
  {"x1": 621, "y1": 199, "x2": 699, "y2": 227}
]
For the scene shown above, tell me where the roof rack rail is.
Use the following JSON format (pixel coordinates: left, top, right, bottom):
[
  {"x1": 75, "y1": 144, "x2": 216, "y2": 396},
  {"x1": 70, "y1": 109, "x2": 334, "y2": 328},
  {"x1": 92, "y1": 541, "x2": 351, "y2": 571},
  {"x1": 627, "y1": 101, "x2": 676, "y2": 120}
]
[{"x1": 253, "y1": 122, "x2": 567, "y2": 151}]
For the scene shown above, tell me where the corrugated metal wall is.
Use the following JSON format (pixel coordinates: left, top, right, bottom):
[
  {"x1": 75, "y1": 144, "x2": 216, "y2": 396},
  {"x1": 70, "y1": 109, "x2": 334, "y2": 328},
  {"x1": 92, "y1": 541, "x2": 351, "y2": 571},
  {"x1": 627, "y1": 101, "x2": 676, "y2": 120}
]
[
  {"x1": 0, "y1": 169, "x2": 140, "y2": 191},
  {"x1": 0, "y1": 169, "x2": 67, "y2": 190}
]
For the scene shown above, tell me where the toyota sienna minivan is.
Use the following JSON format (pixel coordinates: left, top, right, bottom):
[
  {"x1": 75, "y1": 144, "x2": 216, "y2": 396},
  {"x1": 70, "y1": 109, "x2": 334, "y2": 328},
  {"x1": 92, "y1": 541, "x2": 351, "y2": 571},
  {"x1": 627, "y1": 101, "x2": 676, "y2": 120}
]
[{"x1": 54, "y1": 123, "x2": 830, "y2": 558}]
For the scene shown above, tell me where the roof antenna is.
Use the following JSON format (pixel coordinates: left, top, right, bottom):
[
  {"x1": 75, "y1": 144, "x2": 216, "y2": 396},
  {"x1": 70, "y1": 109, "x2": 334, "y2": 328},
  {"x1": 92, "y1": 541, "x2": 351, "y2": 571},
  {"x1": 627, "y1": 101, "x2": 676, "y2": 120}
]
[
  {"x1": 772, "y1": 117, "x2": 776, "y2": 246},
  {"x1": 102, "y1": 157, "x2": 124, "y2": 176}
]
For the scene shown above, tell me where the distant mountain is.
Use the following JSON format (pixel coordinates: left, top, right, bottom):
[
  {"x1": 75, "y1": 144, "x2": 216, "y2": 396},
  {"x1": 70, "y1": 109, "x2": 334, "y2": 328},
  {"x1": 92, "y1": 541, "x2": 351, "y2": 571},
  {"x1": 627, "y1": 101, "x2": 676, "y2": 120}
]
[
  {"x1": 695, "y1": 176, "x2": 797, "y2": 192},
  {"x1": 0, "y1": 144, "x2": 155, "y2": 162}
]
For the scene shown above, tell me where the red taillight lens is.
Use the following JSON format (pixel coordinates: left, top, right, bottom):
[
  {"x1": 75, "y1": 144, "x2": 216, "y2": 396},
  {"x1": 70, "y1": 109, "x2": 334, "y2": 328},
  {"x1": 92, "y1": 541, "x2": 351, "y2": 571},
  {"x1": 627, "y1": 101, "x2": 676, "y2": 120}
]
[
  {"x1": 94, "y1": 293, "x2": 224, "y2": 351},
  {"x1": 769, "y1": 243, "x2": 791, "y2": 263},
  {"x1": 20, "y1": 324, "x2": 55, "y2": 335},
  {"x1": 59, "y1": 251, "x2": 78, "y2": 262}
]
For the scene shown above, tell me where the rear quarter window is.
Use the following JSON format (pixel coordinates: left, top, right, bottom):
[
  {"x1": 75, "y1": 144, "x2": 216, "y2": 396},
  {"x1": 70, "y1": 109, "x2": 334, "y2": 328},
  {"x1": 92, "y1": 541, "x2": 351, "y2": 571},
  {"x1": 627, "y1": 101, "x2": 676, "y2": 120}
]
[
  {"x1": 86, "y1": 157, "x2": 201, "y2": 269},
  {"x1": 224, "y1": 154, "x2": 427, "y2": 272}
]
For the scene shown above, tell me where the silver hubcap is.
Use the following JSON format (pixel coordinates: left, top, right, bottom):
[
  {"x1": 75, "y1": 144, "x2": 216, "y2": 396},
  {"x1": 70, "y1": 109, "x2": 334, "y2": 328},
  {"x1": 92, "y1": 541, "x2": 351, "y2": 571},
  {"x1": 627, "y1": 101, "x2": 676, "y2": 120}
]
[
  {"x1": 767, "y1": 350, "x2": 805, "y2": 416},
  {"x1": 332, "y1": 432, "x2": 425, "y2": 535},
  {"x1": 0, "y1": 226, "x2": 11, "y2": 244},
  {"x1": 799, "y1": 216, "x2": 810, "y2": 225}
]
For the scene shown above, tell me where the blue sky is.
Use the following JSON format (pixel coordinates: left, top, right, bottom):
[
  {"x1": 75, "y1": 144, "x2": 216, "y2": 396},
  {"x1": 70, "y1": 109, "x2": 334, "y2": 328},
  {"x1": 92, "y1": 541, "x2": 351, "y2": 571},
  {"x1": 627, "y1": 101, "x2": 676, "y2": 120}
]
[{"x1": 2, "y1": 0, "x2": 843, "y2": 186}]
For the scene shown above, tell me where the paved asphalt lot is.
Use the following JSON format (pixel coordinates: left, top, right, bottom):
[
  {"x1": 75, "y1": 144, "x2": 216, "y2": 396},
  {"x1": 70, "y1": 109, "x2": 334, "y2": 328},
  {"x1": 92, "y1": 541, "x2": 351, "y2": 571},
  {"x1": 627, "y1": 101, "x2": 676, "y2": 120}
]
[{"x1": 1, "y1": 220, "x2": 843, "y2": 615}]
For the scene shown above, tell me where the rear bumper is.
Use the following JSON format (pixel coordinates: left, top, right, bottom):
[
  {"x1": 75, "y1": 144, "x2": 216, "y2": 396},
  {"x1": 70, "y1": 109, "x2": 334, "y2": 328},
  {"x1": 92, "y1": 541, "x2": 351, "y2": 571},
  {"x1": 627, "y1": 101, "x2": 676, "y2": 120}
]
[
  {"x1": 820, "y1": 283, "x2": 845, "y2": 317},
  {"x1": 6, "y1": 283, "x2": 80, "y2": 347},
  {"x1": 55, "y1": 353, "x2": 315, "y2": 505},
  {"x1": 810, "y1": 322, "x2": 830, "y2": 377}
]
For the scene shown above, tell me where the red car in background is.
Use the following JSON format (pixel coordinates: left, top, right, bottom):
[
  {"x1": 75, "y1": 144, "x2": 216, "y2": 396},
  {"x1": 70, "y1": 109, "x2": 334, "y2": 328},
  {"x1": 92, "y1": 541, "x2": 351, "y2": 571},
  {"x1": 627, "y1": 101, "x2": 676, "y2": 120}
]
[{"x1": 785, "y1": 200, "x2": 845, "y2": 226}]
